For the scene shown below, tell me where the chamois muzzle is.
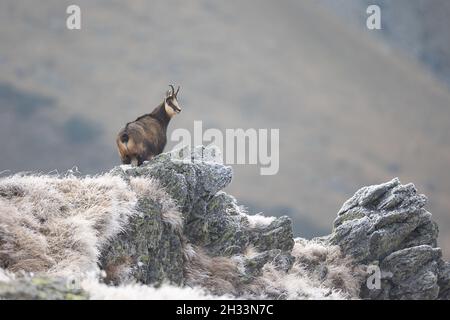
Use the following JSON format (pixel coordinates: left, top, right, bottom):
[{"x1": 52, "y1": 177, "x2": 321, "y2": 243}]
[{"x1": 172, "y1": 103, "x2": 181, "y2": 113}]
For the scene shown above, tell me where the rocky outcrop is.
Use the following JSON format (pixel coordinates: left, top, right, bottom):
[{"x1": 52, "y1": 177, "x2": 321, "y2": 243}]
[
  {"x1": 0, "y1": 145, "x2": 449, "y2": 299},
  {"x1": 330, "y1": 178, "x2": 445, "y2": 299},
  {"x1": 102, "y1": 146, "x2": 297, "y2": 297},
  {"x1": 101, "y1": 146, "x2": 449, "y2": 299}
]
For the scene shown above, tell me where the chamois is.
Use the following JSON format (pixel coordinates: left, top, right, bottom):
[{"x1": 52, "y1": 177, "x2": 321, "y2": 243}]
[{"x1": 116, "y1": 85, "x2": 182, "y2": 166}]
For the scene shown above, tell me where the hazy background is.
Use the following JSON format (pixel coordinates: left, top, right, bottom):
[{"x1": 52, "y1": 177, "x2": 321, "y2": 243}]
[{"x1": 1, "y1": 0, "x2": 450, "y2": 257}]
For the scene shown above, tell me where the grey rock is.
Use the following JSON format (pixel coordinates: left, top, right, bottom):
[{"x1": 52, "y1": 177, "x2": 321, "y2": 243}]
[
  {"x1": 105, "y1": 145, "x2": 294, "y2": 288},
  {"x1": 100, "y1": 197, "x2": 185, "y2": 286},
  {"x1": 250, "y1": 216, "x2": 295, "y2": 253},
  {"x1": 438, "y1": 261, "x2": 450, "y2": 299},
  {"x1": 330, "y1": 178, "x2": 445, "y2": 299},
  {"x1": 331, "y1": 178, "x2": 438, "y2": 263},
  {"x1": 112, "y1": 148, "x2": 232, "y2": 215},
  {"x1": 186, "y1": 192, "x2": 251, "y2": 256},
  {"x1": 169, "y1": 144, "x2": 224, "y2": 164},
  {"x1": 381, "y1": 245, "x2": 441, "y2": 299},
  {"x1": 0, "y1": 276, "x2": 88, "y2": 300}
]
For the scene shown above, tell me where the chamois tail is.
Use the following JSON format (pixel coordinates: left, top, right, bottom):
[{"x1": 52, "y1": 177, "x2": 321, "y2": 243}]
[
  {"x1": 116, "y1": 130, "x2": 136, "y2": 164},
  {"x1": 120, "y1": 133, "x2": 129, "y2": 144}
]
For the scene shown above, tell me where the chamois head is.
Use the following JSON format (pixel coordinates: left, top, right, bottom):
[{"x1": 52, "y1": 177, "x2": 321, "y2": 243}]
[{"x1": 164, "y1": 85, "x2": 182, "y2": 117}]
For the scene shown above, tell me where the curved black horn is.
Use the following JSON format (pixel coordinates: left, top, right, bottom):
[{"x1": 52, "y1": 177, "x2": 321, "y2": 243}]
[
  {"x1": 169, "y1": 84, "x2": 175, "y2": 95},
  {"x1": 175, "y1": 85, "x2": 180, "y2": 96}
]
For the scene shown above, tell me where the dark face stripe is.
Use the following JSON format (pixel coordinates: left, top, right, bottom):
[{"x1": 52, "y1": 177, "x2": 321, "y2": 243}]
[{"x1": 167, "y1": 98, "x2": 181, "y2": 112}]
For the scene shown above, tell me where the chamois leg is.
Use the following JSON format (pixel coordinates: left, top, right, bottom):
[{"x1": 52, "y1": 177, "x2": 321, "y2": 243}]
[
  {"x1": 130, "y1": 157, "x2": 139, "y2": 166},
  {"x1": 120, "y1": 155, "x2": 131, "y2": 165}
]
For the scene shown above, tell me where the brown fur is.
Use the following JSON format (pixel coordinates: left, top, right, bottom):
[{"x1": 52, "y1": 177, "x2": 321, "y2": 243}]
[{"x1": 116, "y1": 86, "x2": 181, "y2": 165}]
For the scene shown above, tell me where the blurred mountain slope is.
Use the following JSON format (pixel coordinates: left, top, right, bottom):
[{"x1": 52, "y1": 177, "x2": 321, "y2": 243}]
[{"x1": 319, "y1": 0, "x2": 450, "y2": 87}]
